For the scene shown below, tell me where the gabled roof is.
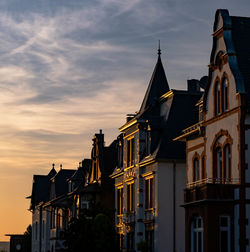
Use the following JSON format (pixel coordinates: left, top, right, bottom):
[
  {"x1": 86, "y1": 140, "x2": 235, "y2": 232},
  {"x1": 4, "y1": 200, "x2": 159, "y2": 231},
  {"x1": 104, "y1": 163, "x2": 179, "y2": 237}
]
[
  {"x1": 29, "y1": 167, "x2": 57, "y2": 210},
  {"x1": 231, "y1": 15, "x2": 250, "y2": 107},
  {"x1": 51, "y1": 169, "x2": 76, "y2": 198},
  {"x1": 30, "y1": 175, "x2": 50, "y2": 210},
  {"x1": 155, "y1": 90, "x2": 202, "y2": 159},
  {"x1": 205, "y1": 9, "x2": 250, "y2": 109},
  {"x1": 139, "y1": 52, "x2": 169, "y2": 115},
  {"x1": 140, "y1": 90, "x2": 202, "y2": 162}
]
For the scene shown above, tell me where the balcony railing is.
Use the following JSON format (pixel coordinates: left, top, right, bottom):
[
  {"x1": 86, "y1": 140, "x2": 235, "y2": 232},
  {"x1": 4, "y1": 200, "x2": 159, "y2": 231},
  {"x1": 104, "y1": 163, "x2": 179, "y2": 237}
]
[
  {"x1": 182, "y1": 122, "x2": 202, "y2": 134},
  {"x1": 186, "y1": 177, "x2": 240, "y2": 189},
  {"x1": 185, "y1": 179, "x2": 237, "y2": 203}
]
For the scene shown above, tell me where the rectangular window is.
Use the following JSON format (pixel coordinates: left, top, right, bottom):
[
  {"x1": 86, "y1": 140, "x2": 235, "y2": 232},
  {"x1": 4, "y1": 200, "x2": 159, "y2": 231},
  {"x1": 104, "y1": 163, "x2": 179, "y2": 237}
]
[
  {"x1": 127, "y1": 138, "x2": 135, "y2": 167},
  {"x1": 127, "y1": 183, "x2": 134, "y2": 213},
  {"x1": 117, "y1": 187, "x2": 123, "y2": 215},
  {"x1": 145, "y1": 177, "x2": 154, "y2": 209},
  {"x1": 220, "y1": 216, "x2": 230, "y2": 252}
]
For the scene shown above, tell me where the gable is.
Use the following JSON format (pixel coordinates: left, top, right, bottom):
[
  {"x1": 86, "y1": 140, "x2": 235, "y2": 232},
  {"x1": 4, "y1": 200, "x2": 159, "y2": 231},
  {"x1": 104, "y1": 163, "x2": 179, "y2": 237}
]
[{"x1": 204, "y1": 10, "x2": 242, "y2": 120}]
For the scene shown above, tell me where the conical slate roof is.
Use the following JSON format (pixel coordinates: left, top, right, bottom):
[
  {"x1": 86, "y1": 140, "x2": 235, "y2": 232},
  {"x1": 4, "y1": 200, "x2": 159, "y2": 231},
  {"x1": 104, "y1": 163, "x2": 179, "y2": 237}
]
[{"x1": 139, "y1": 52, "x2": 169, "y2": 114}]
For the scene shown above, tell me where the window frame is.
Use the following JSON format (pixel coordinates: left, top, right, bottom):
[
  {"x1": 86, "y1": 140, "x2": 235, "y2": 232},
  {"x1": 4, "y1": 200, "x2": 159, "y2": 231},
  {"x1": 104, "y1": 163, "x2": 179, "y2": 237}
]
[
  {"x1": 193, "y1": 157, "x2": 200, "y2": 182},
  {"x1": 222, "y1": 77, "x2": 229, "y2": 112},
  {"x1": 214, "y1": 80, "x2": 221, "y2": 116},
  {"x1": 145, "y1": 176, "x2": 154, "y2": 210},
  {"x1": 117, "y1": 186, "x2": 124, "y2": 215},
  {"x1": 127, "y1": 182, "x2": 135, "y2": 213},
  {"x1": 223, "y1": 143, "x2": 231, "y2": 183},
  {"x1": 127, "y1": 137, "x2": 135, "y2": 167},
  {"x1": 213, "y1": 145, "x2": 222, "y2": 181},
  {"x1": 219, "y1": 215, "x2": 231, "y2": 252},
  {"x1": 191, "y1": 216, "x2": 204, "y2": 252}
]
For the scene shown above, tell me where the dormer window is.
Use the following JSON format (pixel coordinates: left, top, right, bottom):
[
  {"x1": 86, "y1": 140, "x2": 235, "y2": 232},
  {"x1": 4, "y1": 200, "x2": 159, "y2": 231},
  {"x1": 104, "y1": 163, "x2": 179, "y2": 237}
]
[{"x1": 215, "y1": 81, "x2": 221, "y2": 115}]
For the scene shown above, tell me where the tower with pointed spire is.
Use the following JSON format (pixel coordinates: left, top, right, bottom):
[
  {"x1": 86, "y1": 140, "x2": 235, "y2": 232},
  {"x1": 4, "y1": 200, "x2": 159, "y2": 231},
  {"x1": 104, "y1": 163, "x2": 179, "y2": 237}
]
[
  {"x1": 111, "y1": 47, "x2": 202, "y2": 252},
  {"x1": 139, "y1": 46, "x2": 169, "y2": 116}
]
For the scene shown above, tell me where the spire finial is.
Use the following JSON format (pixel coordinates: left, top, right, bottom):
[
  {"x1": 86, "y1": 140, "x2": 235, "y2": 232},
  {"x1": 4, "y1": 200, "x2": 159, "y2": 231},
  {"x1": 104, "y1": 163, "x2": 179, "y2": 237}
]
[
  {"x1": 52, "y1": 163, "x2": 55, "y2": 169},
  {"x1": 60, "y1": 164, "x2": 62, "y2": 170},
  {"x1": 158, "y1": 40, "x2": 161, "y2": 56}
]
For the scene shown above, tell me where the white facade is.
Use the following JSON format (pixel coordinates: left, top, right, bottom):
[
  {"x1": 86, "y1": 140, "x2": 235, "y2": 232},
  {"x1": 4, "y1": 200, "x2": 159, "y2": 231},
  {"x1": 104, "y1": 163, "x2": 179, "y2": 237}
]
[{"x1": 114, "y1": 160, "x2": 185, "y2": 252}]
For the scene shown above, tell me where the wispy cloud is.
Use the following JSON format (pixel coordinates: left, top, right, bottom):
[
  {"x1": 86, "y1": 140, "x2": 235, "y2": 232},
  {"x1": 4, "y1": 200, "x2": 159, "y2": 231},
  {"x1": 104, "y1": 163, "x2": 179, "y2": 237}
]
[{"x1": 1, "y1": 0, "x2": 250, "y2": 241}]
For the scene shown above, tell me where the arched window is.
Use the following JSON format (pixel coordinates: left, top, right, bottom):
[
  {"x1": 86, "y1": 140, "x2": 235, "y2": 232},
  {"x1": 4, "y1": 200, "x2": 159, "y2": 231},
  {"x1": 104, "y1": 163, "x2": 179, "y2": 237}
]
[
  {"x1": 191, "y1": 216, "x2": 204, "y2": 252},
  {"x1": 214, "y1": 146, "x2": 222, "y2": 181},
  {"x1": 222, "y1": 78, "x2": 229, "y2": 112},
  {"x1": 223, "y1": 144, "x2": 231, "y2": 182},
  {"x1": 193, "y1": 158, "x2": 199, "y2": 182},
  {"x1": 215, "y1": 81, "x2": 221, "y2": 115}
]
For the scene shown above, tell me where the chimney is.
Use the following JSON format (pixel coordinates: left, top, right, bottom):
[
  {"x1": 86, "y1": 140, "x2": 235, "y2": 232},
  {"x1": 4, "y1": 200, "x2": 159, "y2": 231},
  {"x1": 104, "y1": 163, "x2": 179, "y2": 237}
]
[{"x1": 187, "y1": 79, "x2": 200, "y2": 92}]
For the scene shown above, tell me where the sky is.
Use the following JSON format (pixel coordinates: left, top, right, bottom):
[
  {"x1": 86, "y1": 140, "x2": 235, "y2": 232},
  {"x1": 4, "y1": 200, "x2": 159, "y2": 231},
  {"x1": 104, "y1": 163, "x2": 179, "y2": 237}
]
[{"x1": 0, "y1": 0, "x2": 250, "y2": 241}]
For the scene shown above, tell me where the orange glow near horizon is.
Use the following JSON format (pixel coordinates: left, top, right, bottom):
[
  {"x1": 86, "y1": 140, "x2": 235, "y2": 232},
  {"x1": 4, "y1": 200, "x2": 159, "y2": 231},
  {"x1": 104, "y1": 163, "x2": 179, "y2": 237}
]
[{"x1": 0, "y1": 79, "x2": 144, "y2": 241}]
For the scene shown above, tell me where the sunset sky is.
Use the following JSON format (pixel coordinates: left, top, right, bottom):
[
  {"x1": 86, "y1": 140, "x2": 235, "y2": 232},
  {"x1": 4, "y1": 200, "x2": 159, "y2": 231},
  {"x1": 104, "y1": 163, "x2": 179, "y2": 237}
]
[{"x1": 1, "y1": 0, "x2": 250, "y2": 241}]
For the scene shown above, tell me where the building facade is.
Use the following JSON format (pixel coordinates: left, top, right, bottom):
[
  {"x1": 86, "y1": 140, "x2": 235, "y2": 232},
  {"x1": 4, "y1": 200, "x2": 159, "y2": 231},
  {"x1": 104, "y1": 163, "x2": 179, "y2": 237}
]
[
  {"x1": 28, "y1": 9, "x2": 250, "y2": 252},
  {"x1": 176, "y1": 9, "x2": 250, "y2": 252},
  {"x1": 111, "y1": 51, "x2": 202, "y2": 252}
]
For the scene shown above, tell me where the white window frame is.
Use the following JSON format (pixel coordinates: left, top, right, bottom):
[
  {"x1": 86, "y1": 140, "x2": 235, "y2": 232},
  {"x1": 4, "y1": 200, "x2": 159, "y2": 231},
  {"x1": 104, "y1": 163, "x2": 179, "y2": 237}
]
[
  {"x1": 191, "y1": 216, "x2": 204, "y2": 252},
  {"x1": 219, "y1": 215, "x2": 230, "y2": 252}
]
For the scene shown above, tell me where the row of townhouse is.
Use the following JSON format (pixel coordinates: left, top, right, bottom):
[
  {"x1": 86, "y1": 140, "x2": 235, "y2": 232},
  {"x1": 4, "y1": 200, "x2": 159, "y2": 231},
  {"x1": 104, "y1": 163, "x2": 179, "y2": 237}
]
[
  {"x1": 28, "y1": 132, "x2": 117, "y2": 252},
  {"x1": 29, "y1": 9, "x2": 250, "y2": 252}
]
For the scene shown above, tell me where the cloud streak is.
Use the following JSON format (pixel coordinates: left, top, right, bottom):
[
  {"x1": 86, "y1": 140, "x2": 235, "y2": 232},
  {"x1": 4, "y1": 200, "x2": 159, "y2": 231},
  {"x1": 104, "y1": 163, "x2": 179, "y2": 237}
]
[{"x1": 1, "y1": 0, "x2": 250, "y2": 241}]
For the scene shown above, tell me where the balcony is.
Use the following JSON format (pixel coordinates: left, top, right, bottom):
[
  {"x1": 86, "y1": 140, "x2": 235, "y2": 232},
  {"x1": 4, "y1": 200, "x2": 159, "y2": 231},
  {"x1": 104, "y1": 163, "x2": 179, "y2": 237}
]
[
  {"x1": 184, "y1": 178, "x2": 238, "y2": 204},
  {"x1": 186, "y1": 177, "x2": 240, "y2": 189}
]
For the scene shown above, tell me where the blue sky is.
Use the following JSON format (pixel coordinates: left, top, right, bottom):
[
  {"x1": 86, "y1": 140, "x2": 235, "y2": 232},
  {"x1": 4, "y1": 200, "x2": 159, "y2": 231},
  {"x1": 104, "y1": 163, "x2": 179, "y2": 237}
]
[{"x1": 0, "y1": 0, "x2": 250, "y2": 240}]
